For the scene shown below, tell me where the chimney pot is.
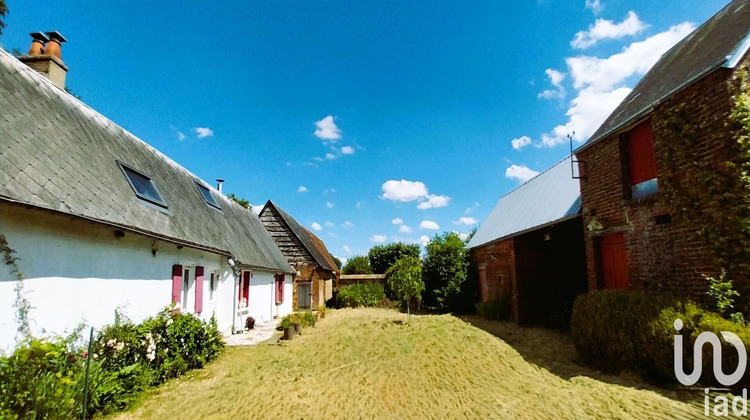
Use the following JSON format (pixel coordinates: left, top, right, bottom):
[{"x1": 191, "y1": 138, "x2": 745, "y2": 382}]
[
  {"x1": 27, "y1": 32, "x2": 49, "y2": 55},
  {"x1": 43, "y1": 31, "x2": 67, "y2": 59},
  {"x1": 216, "y1": 179, "x2": 225, "y2": 193}
]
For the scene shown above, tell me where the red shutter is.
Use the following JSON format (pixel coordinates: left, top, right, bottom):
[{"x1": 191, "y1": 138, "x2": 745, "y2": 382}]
[
  {"x1": 600, "y1": 233, "x2": 629, "y2": 290},
  {"x1": 243, "y1": 271, "x2": 251, "y2": 304},
  {"x1": 274, "y1": 274, "x2": 279, "y2": 304},
  {"x1": 195, "y1": 266, "x2": 204, "y2": 314},
  {"x1": 172, "y1": 264, "x2": 183, "y2": 304},
  {"x1": 628, "y1": 120, "x2": 657, "y2": 185}
]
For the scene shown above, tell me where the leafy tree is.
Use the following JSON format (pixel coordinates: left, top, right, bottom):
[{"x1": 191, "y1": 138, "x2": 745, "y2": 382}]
[
  {"x1": 386, "y1": 256, "x2": 424, "y2": 320},
  {"x1": 368, "y1": 242, "x2": 420, "y2": 274},
  {"x1": 226, "y1": 193, "x2": 252, "y2": 211},
  {"x1": 341, "y1": 255, "x2": 373, "y2": 275},
  {"x1": 422, "y1": 232, "x2": 470, "y2": 312},
  {"x1": 329, "y1": 253, "x2": 342, "y2": 270},
  {"x1": 0, "y1": 0, "x2": 8, "y2": 37}
]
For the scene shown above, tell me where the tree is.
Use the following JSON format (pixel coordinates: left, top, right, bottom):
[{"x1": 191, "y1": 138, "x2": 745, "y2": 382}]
[
  {"x1": 226, "y1": 193, "x2": 252, "y2": 211},
  {"x1": 368, "y1": 242, "x2": 420, "y2": 274},
  {"x1": 0, "y1": 0, "x2": 8, "y2": 37},
  {"x1": 422, "y1": 232, "x2": 470, "y2": 312},
  {"x1": 330, "y1": 253, "x2": 342, "y2": 270},
  {"x1": 341, "y1": 255, "x2": 373, "y2": 275},
  {"x1": 386, "y1": 256, "x2": 424, "y2": 321}
]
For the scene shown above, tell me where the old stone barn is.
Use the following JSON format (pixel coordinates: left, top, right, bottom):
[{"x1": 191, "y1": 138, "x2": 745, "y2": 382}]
[{"x1": 259, "y1": 201, "x2": 339, "y2": 309}]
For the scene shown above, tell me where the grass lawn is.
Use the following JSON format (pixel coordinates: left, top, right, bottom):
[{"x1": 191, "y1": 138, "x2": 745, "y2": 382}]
[{"x1": 113, "y1": 308, "x2": 705, "y2": 419}]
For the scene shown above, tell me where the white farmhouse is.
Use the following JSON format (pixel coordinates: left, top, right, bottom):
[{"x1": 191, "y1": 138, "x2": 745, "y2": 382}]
[{"x1": 0, "y1": 34, "x2": 294, "y2": 353}]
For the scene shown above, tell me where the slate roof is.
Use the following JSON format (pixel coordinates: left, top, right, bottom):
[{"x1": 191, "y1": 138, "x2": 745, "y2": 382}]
[
  {"x1": 582, "y1": 0, "x2": 750, "y2": 150},
  {"x1": 0, "y1": 48, "x2": 294, "y2": 274},
  {"x1": 260, "y1": 201, "x2": 339, "y2": 273},
  {"x1": 467, "y1": 157, "x2": 581, "y2": 249}
]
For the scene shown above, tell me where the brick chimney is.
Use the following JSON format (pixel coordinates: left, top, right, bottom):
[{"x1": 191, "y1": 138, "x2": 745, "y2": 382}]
[{"x1": 19, "y1": 31, "x2": 68, "y2": 89}]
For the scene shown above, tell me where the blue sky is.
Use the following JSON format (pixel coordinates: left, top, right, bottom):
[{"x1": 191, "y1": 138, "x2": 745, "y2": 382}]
[{"x1": 1, "y1": 0, "x2": 730, "y2": 262}]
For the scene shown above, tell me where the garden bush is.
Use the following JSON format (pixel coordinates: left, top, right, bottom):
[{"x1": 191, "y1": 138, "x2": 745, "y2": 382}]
[
  {"x1": 336, "y1": 283, "x2": 387, "y2": 308},
  {"x1": 476, "y1": 301, "x2": 511, "y2": 321},
  {"x1": 0, "y1": 306, "x2": 225, "y2": 419},
  {"x1": 571, "y1": 291, "x2": 750, "y2": 387}
]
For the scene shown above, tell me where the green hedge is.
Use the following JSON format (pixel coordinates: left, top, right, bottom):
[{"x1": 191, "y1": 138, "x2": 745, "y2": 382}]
[
  {"x1": 0, "y1": 307, "x2": 224, "y2": 419},
  {"x1": 571, "y1": 291, "x2": 750, "y2": 387},
  {"x1": 336, "y1": 283, "x2": 387, "y2": 308}
]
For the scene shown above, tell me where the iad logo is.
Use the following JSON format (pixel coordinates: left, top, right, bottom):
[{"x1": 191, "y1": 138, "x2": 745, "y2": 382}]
[
  {"x1": 674, "y1": 319, "x2": 748, "y2": 417},
  {"x1": 673, "y1": 318, "x2": 746, "y2": 386}
]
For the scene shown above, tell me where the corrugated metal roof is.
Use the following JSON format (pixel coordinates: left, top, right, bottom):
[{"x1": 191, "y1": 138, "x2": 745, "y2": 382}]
[
  {"x1": 0, "y1": 48, "x2": 294, "y2": 274},
  {"x1": 467, "y1": 156, "x2": 581, "y2": 249},
  {"x1": 582, "y1": 0, "x2": 750, "y2": 150}
]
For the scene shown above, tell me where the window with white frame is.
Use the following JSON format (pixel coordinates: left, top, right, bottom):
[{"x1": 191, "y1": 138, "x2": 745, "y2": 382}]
[{"x1": 182, "y1": 267, "x2": 194, "y2": 311}]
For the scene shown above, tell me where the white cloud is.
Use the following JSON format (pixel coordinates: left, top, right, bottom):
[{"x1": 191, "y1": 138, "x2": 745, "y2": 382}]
[
  {"x1": 419, "y1": 235, "x2": 431, "y2": 247},
  {"x1": 251, "y1": 205, "x2": 263, "y2": 215},
  {"x1": 177, "y1": 131, "x2": 186, "y2": 141},
  {"x1": 381, "y1": 180, "x2": 428, "y2": 202},
  {"x1": 420, "y1": 220, "x2": 440, "y2": 230},
  {"x1": 298, "y1": 185, "x2": 308, "y2": 193},
  {"x1": 326, "y1": 202, "x2": 334, "y2": 208},
  {"x1": 464, "y1": 202, "x2": 480, "y2": 214},
  {"x1": 505, "y1": 164, "x2": 540, "y2": 183},
  {"x1": 572, "y1": 11, "x2": 646, "y2": 49},
  {"x1": 585, "y1": 0, "x2": 603, "y2": 15},
  {"x1": 370, "y1": 235, "x2": 387, "y2": 244},
  {"x1": 399, "y1": 225, "x2": 413, "y2": 233},
  {"x1": 325, "y1": 221, "x2": 335, "y2": 227},
  {"x1": 343, "y1": 245, "x2": 352, "y2": 255},
  {"x1": 324, "y1": 188, "x2": 336, "y2": 194},
  {"x1": 311, "y1": 222, "x2": 322, "y2": 231},
  {"x1": 392, "y1": 218, "x2": 404, "y2": 225},
  {"x1": 355, "y1": 202, "x2": 362, "y2": 209},
  {"x1": 342, "y1": 221, "x2": 354, "y2": 228},
  {"x1": 341, "y1": 145, "x2": 355, "y2": 155},
  {"x1": 325, "y1": 153, "x2": 336, "y2": 160},
  {"x1": 540, "y1": 22, "x2": 695, "y2": 147},
  {"x1": 194, "y1": 127, "x2": 214, "y2": 139},
  {"x1": 458, "y1": 232, "x2": 470, "y2": 241},
  {"x1": 314, "y1": 115, "x2": 342, "y2": 141},
  {"x1": 511, "y1": 135, "x2": 532, "y2": 151},
  {"x1": 454, "y1": 217, "x2": 478, "y2": 225},
  {"x1": 313, "y1": 157, "x2": 324, "y2": 162},
  {"x1": 538, "y1": 69, "x2": 566, "y2": 100},
  {"x1": 417, "y1": 194, "x2": 450, "y2": 210}
]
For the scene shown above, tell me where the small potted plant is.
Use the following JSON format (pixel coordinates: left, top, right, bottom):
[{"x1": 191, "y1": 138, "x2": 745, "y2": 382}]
[
  {"x1": 279, "y1": 317, "x2": 294, "y2": 340},
  {"x1": 290, "y1": 312, "x2": 302, "y2": 334},
  {"x1": 318, "y1": 304, "x2": 327, "y2": 319}
]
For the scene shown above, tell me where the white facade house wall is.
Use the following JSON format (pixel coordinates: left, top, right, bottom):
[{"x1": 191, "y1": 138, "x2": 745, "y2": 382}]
[
  {"x1": 236, "y1": 270, "x2": 293, "y2": 328},
  {"x1": 0, "y1": 203, "x2": 238, "y2": 353}
]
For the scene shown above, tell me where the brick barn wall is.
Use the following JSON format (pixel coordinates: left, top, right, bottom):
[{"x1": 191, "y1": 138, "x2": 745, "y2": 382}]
[
  {"x1": 576, "y1": 62, "x2": 748, "y2": 302},
  {"x1": 470, "y1": 238, "x2": 518, "y2": 321}
]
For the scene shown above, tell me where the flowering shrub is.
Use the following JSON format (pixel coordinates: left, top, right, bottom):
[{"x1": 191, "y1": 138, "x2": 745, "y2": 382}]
[{"x1": 0, "y1": 306, "x2": 224, "y2": 418}]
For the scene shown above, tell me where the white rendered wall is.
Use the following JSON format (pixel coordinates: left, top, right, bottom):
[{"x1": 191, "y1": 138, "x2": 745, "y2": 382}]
[
  {"x1": 236, "y1": 271, "x2": 293, "y2": 328},
  {"x1": 0, "y1": 203, "x2": 236, "y2": 353}
]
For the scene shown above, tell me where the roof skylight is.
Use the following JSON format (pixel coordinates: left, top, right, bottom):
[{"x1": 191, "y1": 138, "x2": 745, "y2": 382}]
[
  {"x1": 118, "y1": 162, "x2": 168, "y2": 208},
  {"x1": 196, "y1": 182, "x2": 221, "y2": 210}
]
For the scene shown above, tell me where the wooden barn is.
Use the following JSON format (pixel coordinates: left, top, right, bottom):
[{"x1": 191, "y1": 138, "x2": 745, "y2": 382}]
[{"x1": 259, "y1": 201, "x2": 340, "y2": 309}]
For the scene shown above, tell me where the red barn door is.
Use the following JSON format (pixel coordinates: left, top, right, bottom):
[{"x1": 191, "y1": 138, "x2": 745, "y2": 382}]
[{"x1": 600, "y1": 233, "x2": 629, "y2": 290}]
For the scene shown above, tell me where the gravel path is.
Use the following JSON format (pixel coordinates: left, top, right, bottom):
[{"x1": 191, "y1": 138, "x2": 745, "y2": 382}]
[{"x1": 224, "y1": 319, "x2": 280, "y2": 346}]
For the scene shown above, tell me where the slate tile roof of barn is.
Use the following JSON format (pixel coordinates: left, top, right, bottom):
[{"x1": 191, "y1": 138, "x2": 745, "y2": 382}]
[
  {"x1": 0, "y1": 48, "x2": 294, "y2": 274},
  {"x1": 582, "y1": 0, "x2": 750, "y2": 149},
  {"x1": 260, "y1": 201, "x2": 339, "y2": 272}
]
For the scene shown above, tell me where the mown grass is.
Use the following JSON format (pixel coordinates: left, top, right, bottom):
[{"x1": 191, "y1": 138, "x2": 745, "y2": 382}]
[{"x1": 113, "y1": 308, "x2": 703, "y2": 419}]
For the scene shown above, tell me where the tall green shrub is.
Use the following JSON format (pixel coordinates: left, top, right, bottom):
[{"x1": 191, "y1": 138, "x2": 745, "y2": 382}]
[
  {"x1": 386, "y1": 256, "x2": 424, "y2": 319},
  {"x1": 422, "y1": 232, "x2": 470, "y2": 312},
  {"x1": 342, "y1": 255, "x2": 373, "y2": 275},
  {"x1": 368, "y1": 242, "x2": 420, "y2": 274},
  {"x1": 336, "y1": 283, "x2": 386, "y2": 308}
]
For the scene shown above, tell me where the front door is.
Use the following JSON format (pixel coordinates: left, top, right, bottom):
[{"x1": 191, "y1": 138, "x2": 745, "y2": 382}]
[
  {"x1": 599, "y1": 232, "x2": 629, "y2": 290},
  {"x1": 297, "y1": 282, "x2": 312, "y2": 309}
]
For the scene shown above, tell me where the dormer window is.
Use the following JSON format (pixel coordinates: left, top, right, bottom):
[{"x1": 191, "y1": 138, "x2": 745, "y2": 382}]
[
  {"x1": 118, "y1": 161, "x2": 168, "y2": 208},
  {"x1": 196, "y1": 182, "x2": 221, "y2": 210}
]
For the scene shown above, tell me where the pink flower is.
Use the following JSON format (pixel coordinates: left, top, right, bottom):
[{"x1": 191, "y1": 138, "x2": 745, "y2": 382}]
[{"x1": 81, "y1": 351, "x2": 89, "y2": 358}]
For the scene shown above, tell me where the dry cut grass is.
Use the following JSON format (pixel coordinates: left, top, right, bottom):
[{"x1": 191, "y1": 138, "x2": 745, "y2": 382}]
[{"x1": 113, "y1": 308, "x2": 705, "y2": 419}]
